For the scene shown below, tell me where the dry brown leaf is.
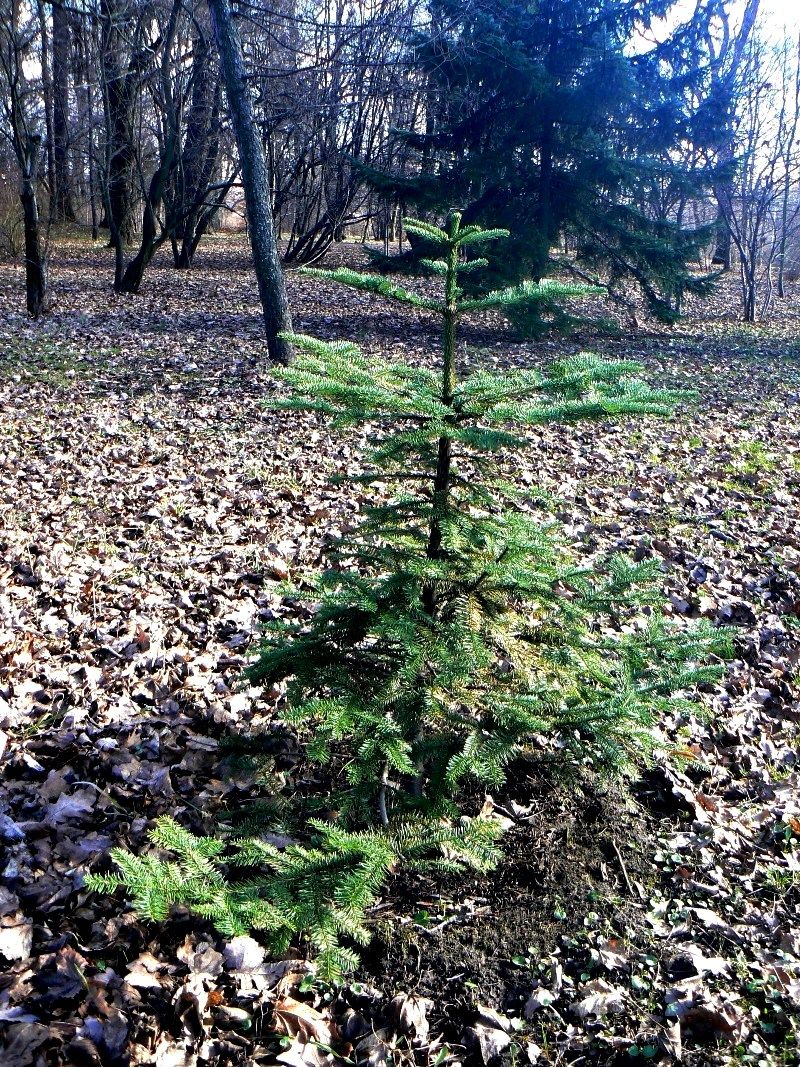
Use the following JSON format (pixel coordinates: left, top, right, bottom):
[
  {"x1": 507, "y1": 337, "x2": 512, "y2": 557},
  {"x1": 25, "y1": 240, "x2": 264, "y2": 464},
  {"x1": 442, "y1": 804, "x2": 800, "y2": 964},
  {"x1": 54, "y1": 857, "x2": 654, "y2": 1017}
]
[
  {"x1": 276, "y1": 1036, "x2": 336, "y2": 1067},
  {"x1": 681, "y1": 1004, "x2": 738, "y2": 1037},
  {"x1": 0, "y1": 914, "x2": 33, "y2": 962},
  {"x1": 273, "y1": 996, "x2": 335, "y2": 1046},
  {"x1": 222, "y1": 934, "x2": 265, "y2": 972},
  {"x1": 466, "y1": 1022, "x2": 512, "y2": 1064},
  {"x1": 126, "y1": 952, "x2": 168, "y2": 989},
  {"x1": 596, "y1": 937, "x2": 629, "y2": 972},
  {"x1": 389, "y1": 993, "x2": 432, "y2": 1044},
  {"x1": 571, "y1": 979, "x2": 626, "y2": 1020}
]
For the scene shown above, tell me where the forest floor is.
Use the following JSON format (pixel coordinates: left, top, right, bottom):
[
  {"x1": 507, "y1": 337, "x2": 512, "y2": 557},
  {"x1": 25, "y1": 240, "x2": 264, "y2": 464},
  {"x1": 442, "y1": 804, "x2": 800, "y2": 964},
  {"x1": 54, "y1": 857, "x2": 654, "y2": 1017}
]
[{"x1": 1, "y1": 232, "x2": 799, "y2": 1067}]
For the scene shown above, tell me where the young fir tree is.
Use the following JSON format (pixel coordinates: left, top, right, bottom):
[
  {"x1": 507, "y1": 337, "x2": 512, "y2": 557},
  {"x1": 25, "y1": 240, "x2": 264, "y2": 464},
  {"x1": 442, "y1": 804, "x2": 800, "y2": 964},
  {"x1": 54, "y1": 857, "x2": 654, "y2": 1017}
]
[
  {"x1": 248, "y1": 213, "x2": 724, "y2": 819},
  {"x1": 88, "y1": 215, "x2": 727, "y2": 977}
]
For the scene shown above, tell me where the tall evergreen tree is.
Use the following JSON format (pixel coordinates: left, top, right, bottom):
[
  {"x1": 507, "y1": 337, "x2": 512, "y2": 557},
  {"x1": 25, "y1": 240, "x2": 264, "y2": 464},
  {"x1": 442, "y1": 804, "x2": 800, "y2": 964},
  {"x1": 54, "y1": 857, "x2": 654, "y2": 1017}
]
[{"x1": 369, "y1": 0, "x2": 726, "y2": 321}]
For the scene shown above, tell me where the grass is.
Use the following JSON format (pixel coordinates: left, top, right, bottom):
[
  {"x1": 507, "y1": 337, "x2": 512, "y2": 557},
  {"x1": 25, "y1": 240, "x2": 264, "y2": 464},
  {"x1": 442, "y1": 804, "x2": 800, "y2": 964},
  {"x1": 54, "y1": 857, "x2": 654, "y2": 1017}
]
[
  {"x1": 763, "y1": 867, "x2": 800, "y2": 892},
  {"x1": 0, "y1": 339, "x2": 115, "y2": 388}
]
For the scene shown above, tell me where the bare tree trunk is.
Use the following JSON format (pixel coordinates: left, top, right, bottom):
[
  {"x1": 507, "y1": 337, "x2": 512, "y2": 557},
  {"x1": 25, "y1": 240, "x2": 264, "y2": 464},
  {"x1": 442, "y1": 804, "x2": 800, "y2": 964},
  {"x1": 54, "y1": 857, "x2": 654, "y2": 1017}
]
[
  {"x1": 99, "y1": 0, "x2": 138, "y2": 248},
  {"x1": 778, "y1": 170, "x2": 790, "y2": 298},
  {"x1": 742, "y1": 272, "x2": 756, "y2": 322},
  {"x1": 175, "y1": 31, "x2": 225, "y2": 268},
  {"x1": 35, "y1": 0, "x2": 56, "y2": 217},
  {"x1": 3, "y1": 2, "x2": 49, "y2": 315},
  {"x1": 73, "y1": 8, "x2": 99, "y2": 237},
  {"x1": 20, "y1": 135, "x2": 47, "y2": 316},
  {"x1": 116, "y1": 0, "x2": 182, "y2": 292},
  {"x1": 710, "y1": 0, "x2": 762, "y2": 273},
  {"x1": 208, "y1": 0, "x2": 293, "y2": 364},
  {"x1": 117, "y1": 162, "x2": 173, "y2": 292},
  {"x1": 713, "y1": 211, "x2": 733, "y2": 271},
  {"x1": 51, "y1": 0, "x2": 75, "y2": 221}
]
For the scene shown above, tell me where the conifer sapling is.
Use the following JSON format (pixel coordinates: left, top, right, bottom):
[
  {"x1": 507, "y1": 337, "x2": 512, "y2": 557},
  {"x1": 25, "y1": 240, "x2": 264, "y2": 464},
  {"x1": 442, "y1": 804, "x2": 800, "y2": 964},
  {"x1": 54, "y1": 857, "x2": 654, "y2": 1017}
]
[
  {"x1": 250, "y1": 212, "x2": 727, "y2": 821},
  {"x1": 87, "y1": 213, "x2": 728, "y2": 978}
]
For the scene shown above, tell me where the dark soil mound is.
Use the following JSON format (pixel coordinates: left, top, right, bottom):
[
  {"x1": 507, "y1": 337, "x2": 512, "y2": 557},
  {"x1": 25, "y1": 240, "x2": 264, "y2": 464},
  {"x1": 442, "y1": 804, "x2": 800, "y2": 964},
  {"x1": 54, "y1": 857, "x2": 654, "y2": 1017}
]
[{"x1": 362, "y1": 771, "x2": 655, "y2": 1035}]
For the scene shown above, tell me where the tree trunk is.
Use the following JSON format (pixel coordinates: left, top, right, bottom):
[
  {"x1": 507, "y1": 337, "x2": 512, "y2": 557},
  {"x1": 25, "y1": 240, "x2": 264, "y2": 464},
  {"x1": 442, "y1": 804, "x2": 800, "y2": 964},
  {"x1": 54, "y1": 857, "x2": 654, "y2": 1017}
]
[
  {"x1": 117, "y1": 163, "x2": 171, "y2": 292},
  {"x1": 177, "y1": 177, "x2": 233, "y2": 268},
  {"x1": 35, "y1": 0, "x2": 56, "y2": 217},
  {"x1": 741, "y1": 260, "x2": 756, "y2": 323},
  {"x1": 208, "y1": 0, "x2": 293, "y2": 364},
  {"x1": 175, "y1": 36, "x2": 224, "y2": 269},
  {"x1": 73, "y1": 11, "x2": 99, "y2": 239},
  {"x1": 778, "y1": 170, "x2": 791, "y2": 298},
  {"x1": 52, "y1": 0, "x2": 75, "y2": 221},
  {"x1": 707, "y1": 0, "x2": 761, "y2": 274},
  {"x1": 100, "y1": 0, "x2": 138, "y2": 247},
  {"x1": 713, "y1": 206, "x2": 733, "y2": 271},
  {"x1": 422, "y1": 214, "x2": 460, "y2": 613},
  {"x1": 116, "y1": 0, "x2": 183, "y2": 292},
  {"x1": 20, "y1": 136, "x2": 47, "y2": 317}
]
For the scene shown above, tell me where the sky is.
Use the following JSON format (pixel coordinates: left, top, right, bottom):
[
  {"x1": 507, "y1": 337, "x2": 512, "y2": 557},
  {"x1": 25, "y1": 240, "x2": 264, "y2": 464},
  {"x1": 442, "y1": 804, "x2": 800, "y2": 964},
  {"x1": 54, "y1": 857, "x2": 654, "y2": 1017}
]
[
  {"x1": 761, "y1": 0, "x2": 800, "y2": 32},
  {"x1": 719, "y1": 0, "x2": 799, "y2": 34},
  {"x1": 646, "y1": 0, "x2": 800, "y2": 50}
]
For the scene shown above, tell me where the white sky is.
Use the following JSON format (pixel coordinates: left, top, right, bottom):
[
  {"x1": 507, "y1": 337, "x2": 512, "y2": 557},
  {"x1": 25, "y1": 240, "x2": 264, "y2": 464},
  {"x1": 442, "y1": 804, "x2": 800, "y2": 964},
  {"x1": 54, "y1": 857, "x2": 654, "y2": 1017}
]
[
  {"x1": 715, "y1": 0, "x2": 799, "y2": 35},
  {"x1": 761, "y1": 0, "x2": 800, "y2": 32},
  {"x1": 645, "y1": 0, "x2": 800, "y2": 51}
]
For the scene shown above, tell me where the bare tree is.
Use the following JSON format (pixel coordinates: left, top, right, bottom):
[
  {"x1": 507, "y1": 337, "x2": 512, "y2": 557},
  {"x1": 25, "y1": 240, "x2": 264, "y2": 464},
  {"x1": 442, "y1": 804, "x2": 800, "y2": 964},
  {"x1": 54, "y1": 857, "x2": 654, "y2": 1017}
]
[
  {"x1": 97, "y1": 0, "x2": 150, "y2": 268},
  {"x1": 34, "y1": 0, "x2": 56, "y2": 213},
  {"x1": 51, "y1": 0, "x2": 75, "y2": 220},
  {"x1": 246, "y1": 0, "x2": 425, "y2": 264},
  {"x1": 717, "y1": 31, "x2": 800, "y2": 321},
  {"x1": 0, "y1": 0, "x2": 48, "y2": 315},
  {"x1": 171, "y1": 18, "x2": 231, "y2": 268},
  {"x1": 699, "y1": 0, "x2": 762, "y2": 271},
  {"x1": 775, "y1": 33, "x2": 800, "y2": 298},
  {"x1": 114, "y1": 0, "x2": 185, "y2": 291},
  {"x1": 1, "y1": 0, "x2": 426, "y2": 289},
  {"x1": 70, "y1": 1, "x2": 101, "y2": 237},
  {"x1": 209, "y1": 0, "x2": 293, "y2": 363}
]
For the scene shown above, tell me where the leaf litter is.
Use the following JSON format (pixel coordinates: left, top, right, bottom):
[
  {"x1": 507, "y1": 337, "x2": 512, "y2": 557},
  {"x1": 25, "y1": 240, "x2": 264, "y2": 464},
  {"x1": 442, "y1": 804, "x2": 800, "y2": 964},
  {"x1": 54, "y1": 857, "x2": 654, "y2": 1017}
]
[{"x1": 0, "y1": 235, "x2": 799, "y2": 1065}]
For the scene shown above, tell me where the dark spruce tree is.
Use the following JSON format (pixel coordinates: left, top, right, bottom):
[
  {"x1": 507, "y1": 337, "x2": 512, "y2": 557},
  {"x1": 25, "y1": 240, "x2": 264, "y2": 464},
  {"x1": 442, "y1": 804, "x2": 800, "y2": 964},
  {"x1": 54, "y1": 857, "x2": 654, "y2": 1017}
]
[
  {"x1": 367, "y1": 0, "x2": 726, "y2": 325},
  {"x1": 89, "y1": 217, "x2": 727, "y2": 978}
]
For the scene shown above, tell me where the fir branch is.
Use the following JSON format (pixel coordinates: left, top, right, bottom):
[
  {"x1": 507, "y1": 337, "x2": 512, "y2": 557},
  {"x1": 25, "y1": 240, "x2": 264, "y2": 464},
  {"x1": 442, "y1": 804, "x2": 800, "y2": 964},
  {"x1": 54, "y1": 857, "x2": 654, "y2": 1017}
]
[{"x1": 298, "y1": 266, "x2": 442, "y2": 312}]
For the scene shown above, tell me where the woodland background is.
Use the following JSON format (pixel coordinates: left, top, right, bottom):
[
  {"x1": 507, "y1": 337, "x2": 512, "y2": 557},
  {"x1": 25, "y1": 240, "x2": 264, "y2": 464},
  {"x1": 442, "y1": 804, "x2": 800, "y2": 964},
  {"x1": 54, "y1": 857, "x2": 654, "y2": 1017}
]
[{"x1": 1, "y1": 1, "x2": 800, "y2": 1066}]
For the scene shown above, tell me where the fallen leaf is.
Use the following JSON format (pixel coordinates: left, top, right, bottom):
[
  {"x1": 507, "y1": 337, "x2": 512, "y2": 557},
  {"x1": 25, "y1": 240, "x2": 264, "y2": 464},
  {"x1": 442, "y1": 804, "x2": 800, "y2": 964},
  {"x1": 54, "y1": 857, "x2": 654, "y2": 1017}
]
[
  {"x1": 0, "y1": 914, "x2": 33, "y2": 961},
  {"x1": 675, "y1": 944, "x2": 731, "y2": 977},
  {"x1": 44, "y1": 788, "x2": 96, "y2": 826},
  {"x1": 274, "y1": 996, "x2": 335, "y2": 1046},
  {"x1": 690, "y1": 906, "x2": 738, "y2": 938},
  {"x1": 222, "y1": 935, "x2": 265, "y2": 972},
  {"x1": 276, "y1": 1036, "x2": 336, "y2": 1067},
  {"x1": 682, "y1": 1004, "x2": 738, "y2": 1037},
  {"x1": 523, "y1": 988, "x2": 554, "y2": 1017},
  {"x1": 571, "y1": 979, "x2": 626, "y2": 1020},
  {"x1": 126, "y1": 952, "x2": 168, "y2": 989},
  {"x1": 596, "y1": 937, "x2": 629, "y2": 972},
  {"x1": 475, "y1": 1005, "x2": 512, "y2": 1032},
  {"x1": 465, "y1": 1023, "x2": 512, "y2": 1063},
  {"x1": 1, "y1": 1022, "x2": 51, "y2": 1066},
  {"x1": 389, "y1": 993, "x2": 432, "y2": 1044},
  {"x1": 176, "y1": 936, "x2": 224, "y2": 977}
]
